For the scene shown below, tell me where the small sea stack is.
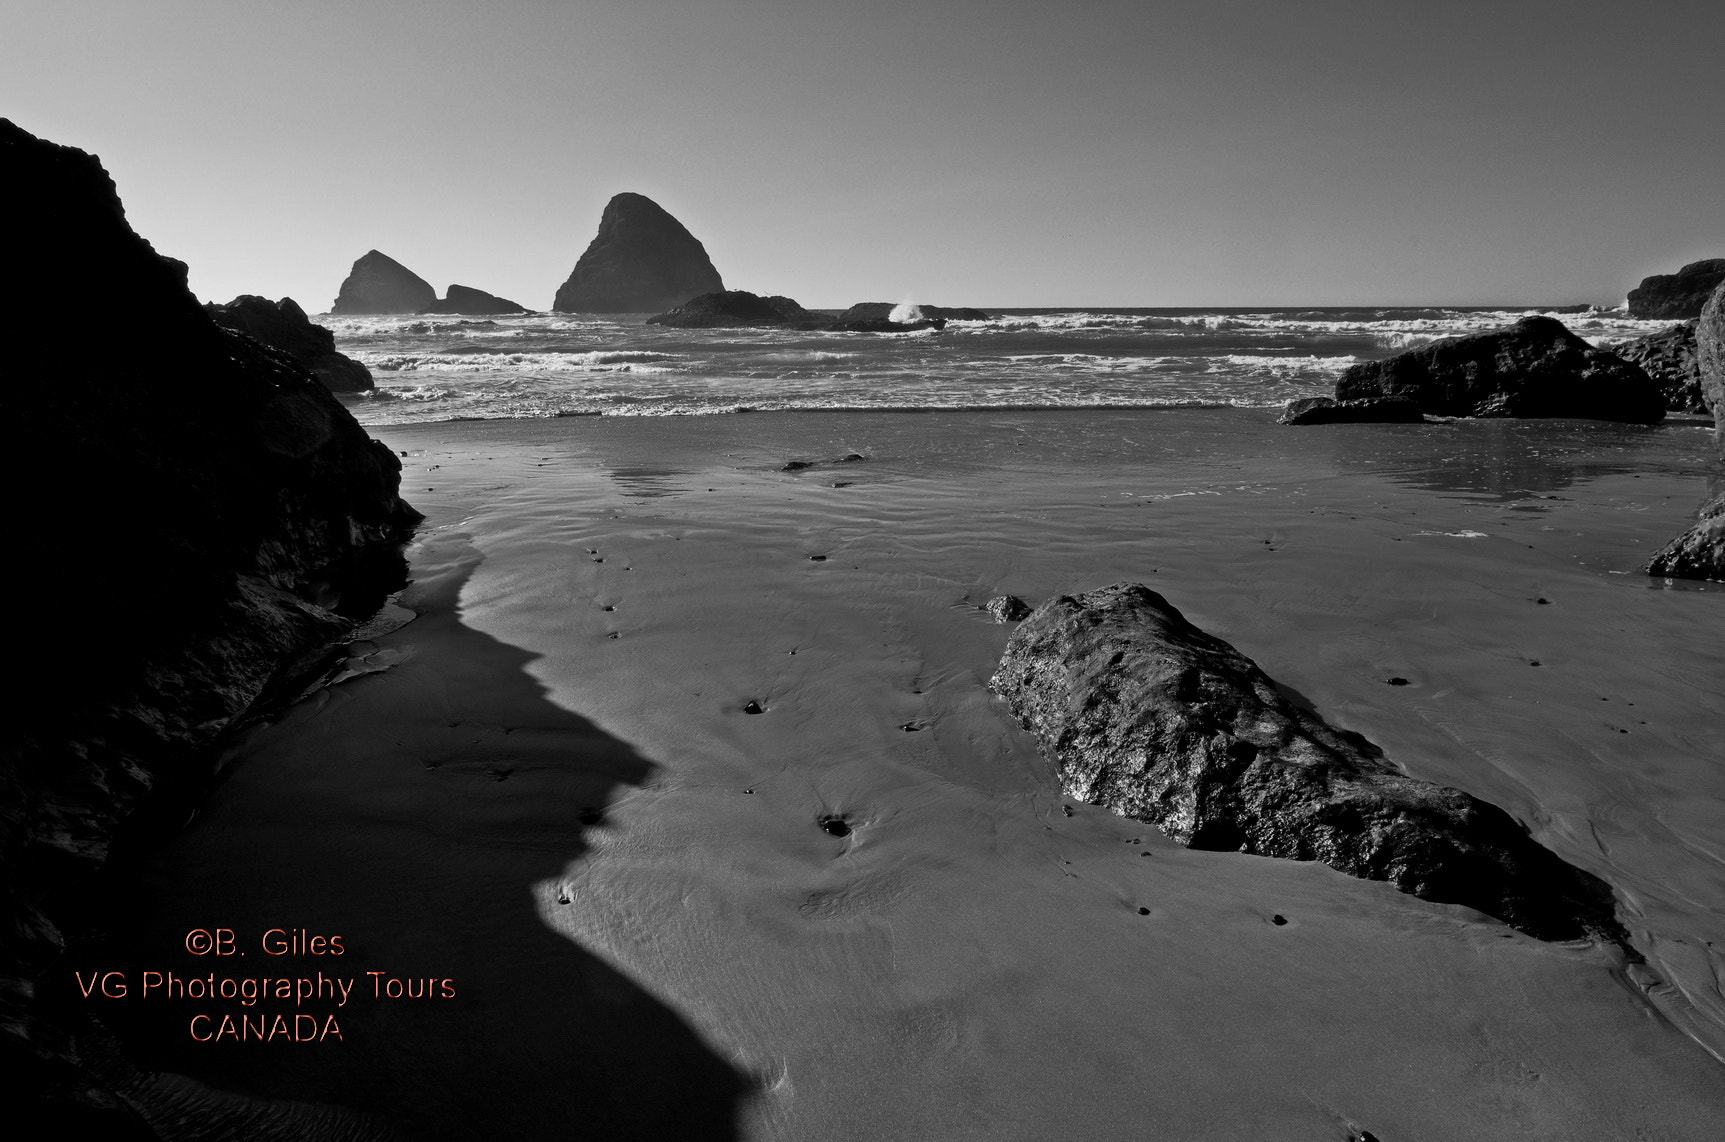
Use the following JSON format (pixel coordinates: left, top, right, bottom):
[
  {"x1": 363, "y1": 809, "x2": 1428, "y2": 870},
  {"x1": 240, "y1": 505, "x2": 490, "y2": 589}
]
[
  {"x1": 646, "y1": 289, "x2": 828, "y2": 328},
  {"x1": 421, "y1": 284, "x2": 529, "y2": 315},
  {"x1": 332, "y1": 249, "x2": 437, "y2": 314},
  {"x1": 205, "y1": 294, "x2": 373, "y2": 392},
  {"x1": 1627, "y1": 259, "x2": 1725, "y2": 320},
  {"x1": 553, "y1": 192, "x2": 724, "y2": 313}
]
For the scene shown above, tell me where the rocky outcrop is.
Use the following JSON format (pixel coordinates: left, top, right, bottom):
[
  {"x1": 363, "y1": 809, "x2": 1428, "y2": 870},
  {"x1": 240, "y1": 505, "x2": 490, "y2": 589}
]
[
  {"x1": 1702, "y1": 282, "x2": 1725, "y2": 449},
  {"x1": 1334, "y1": 315, "x2": 1664, "y2": 423},
  {"x1": 1627, "y1": 259, "x2": 1725, "y2": 320},
  {"x1": 206, "y1": 295, "x2": 374, "y2": 392},
  {"x1": 1279, "y1": 396, "x2": 1426, "y2": 425},
  {"x1": 1, "y1": 118, "x2": 420, "y2": 1128},
  {"x1": 646, "y1": 289, "x2": 828, "y2": 328},
  {"x1": 839, "y1": 302, "x2": 991, "y2": 322},
  {"x1": 984, "y1": 595, "x2": 1032, "y2": 622},
  {"x1": 990, "y1": 583, "x2": 1627, "y2": 946},
  {"x1": 1646, "y1": 493, "x2": 1725, "y2": 581},
  {"x1": 330, "y1": 249, "x2": 436, "y2": 314},
  {"x1": 553, "y1": 193, "x2": 723, "y2": 313},
  {"x1": 1611, "y1": 322, "x2": 1702, "y2": 413},
  {"x1": 420, "y1": 284, "x2": 528, "y2": 315}
]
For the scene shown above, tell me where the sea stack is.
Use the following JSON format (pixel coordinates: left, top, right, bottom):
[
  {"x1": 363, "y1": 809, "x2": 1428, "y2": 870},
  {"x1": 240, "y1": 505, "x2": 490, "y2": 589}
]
[
  {"x1": 1626, "y1": 259, "x2": 1725, "y2": 320},
  {"x1": 331, "y1": 249, "x2": 437, "y2": 314},
  {"x1": 553, "y1": 192, "x2": 723, "y2": 313},
  {"x1": 421, "y1": 284, "x2": 529, "y2": 315},
  {"x1": 206, "y1": 294, "x2": 374, "y2": 391}
]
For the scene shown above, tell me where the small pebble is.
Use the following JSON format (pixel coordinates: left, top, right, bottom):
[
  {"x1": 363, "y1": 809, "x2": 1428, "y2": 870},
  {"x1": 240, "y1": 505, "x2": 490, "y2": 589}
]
[
  {"x1": 743, "y1": 700, "x2": 763, "y2": 715},
  {"x1": 1386, "y1": 677, "x2": 1409, "y2": 686},
  {"x1": 1271, "y1": 914, "x2": 1288, "y2": 926}
]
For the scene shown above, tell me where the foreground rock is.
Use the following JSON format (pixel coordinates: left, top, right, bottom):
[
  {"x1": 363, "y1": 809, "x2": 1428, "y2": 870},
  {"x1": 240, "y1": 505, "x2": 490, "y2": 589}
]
[
  {"x1": 206, "y1": 294, "x2": 373, "y2": 392},
  {"x1": 984, "y1": 594, "x2": 1032, "y2": 622},
  {"x1": 420, "y1": 283, "x2": 528, "y2": 315},
  {"x1": 990, "y1": 583, "x2": 1627, "y2": 946},
  {"x1": 1334, "y1": 315, "x2": 1664, "y2": 423},
  {"x1": 646, "y1": 289, "x2": 829, "y2": 328},
  {"x1": 839, "y1": 302, "x2": 991, "y2": 322},
  {"x1": 1702, "y1": 281, "x2": 1725, "y2": 445},
  {"x1": 1646, "y1": 284, "x2": 1725, "y2": 582},
  {"x1": 331, "y1": 248, "x2": 437, "y2": 314},
  {"x1": 2, "y1": 117, "x2": 420, "y2": 1128},
  {"x1": 554, "y1": 192, "x2": 724, "y2": 313},
  {"x1": 1279, "y1": 396, "x2": 1425, "y2": 425},
  {"x1": 1627, "y1": 258, "x2": 1725, "y2": 320},
  {"x1": 1611, "y1": 321, "x2": 1702, "y2": 412}
]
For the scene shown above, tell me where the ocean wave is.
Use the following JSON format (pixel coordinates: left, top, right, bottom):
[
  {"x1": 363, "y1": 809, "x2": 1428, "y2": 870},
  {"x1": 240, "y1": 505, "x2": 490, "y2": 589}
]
[{"x1": 357, "y1": 350, "x2": 683, "y2": 373}]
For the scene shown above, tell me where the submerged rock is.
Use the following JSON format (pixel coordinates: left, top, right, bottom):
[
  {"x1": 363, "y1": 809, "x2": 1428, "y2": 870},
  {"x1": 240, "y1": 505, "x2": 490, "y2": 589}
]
[
  {"x1": 1334, "y1": 315, "x2": 1664, "y2": 423},
  {"x1": 1279, "y1": 396, "x2": 1426, "y2": 425},
  {"x1": 553, "y1": 192, "x2": 724, "y2": 313},
  {"x1": 421, "y1": 283, "x2": 528, "y2": 315},
  {"x1": 2, "y1": 117, "x2": 420, "y2": 1124},
  {"x1": 330, "y1": 248, "x2": 437, "y2": 314},
  {"x1": 1611, "y1": 321, "x2": 1702, "y2": 413},
  {"x1": 989, "y1": 583, "x2": 1627, "y2": 946},
  {"x1": 1627, "y1": 259, "x2": 1725, "y2": 320},
  {"x1": 206, "y1": 294, "x2": 373, "y2": 392}
]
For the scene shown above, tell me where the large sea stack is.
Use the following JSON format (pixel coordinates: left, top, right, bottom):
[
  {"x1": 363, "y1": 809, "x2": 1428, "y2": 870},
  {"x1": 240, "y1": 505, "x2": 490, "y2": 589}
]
[
  {"x1": 420, "y1": 283, "x2": 529, "y2": 315},
  {"x1": 1332, "y1": 315, "x2": 1664, "y2": 423},
  {"x1": 990, "y1": 584, "x2": 1627, "y2": 946},
  {"x1": 1646, "y1": 282, "x2": 1725, "y2": 581},
  {"x1": 0, "y1": 118, "x2": 419, "y2": 1129},
  {"x1": 206, "y1": 294, "x2": 374, "y2": 392},
  {"x1": 553, "y1": 192, "x2": 723, "y2": 313},
  {"x1": 331, "y1": 248, "x2": 437, "y2": 314},
  {"x1": 1626, "y1": 258, "x2": 1725, "y2": 320}
]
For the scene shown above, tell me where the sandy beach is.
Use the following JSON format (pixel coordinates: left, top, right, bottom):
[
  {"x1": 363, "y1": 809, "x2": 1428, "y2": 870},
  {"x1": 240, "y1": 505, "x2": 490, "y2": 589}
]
[{"x1": 79, "y1": 408, "x2": 1723, "y2": 1139}]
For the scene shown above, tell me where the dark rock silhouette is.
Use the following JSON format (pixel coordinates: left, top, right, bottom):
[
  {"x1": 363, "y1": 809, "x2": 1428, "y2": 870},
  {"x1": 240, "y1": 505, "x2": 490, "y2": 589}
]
[
  {"x1": 1, "y1": 117, "x2": 420, "y2": 1130},
  {"x1": 839, "y1": 302, "x2": 991, "y2": 321},
  {"x1": 1647, "y1": 283, "x2": 1725, "y2": 581},
  {"x1": 647, "y1": 289, "x2": 827, "y2": 328},
  {"x1": 554, "y1": 193, "x2": 723, "y2": 313},
  {"x1": 331, "y1": 250, "x2": 436, "y2": 314},
  {"x1": 206, "y1": 294, "x2": 374, "y2": 392},
  {"x1": 420, "y1": 284, "x2": 529, "y2": 315},
  {"x1": 1280, "y1": 396, "x2": 1426, "y2": 425},
  {"x1": 1334, "y1": 315, "x2": 1664, "y2": 423},
  {"x1": 1611, "y1": 321, "x2": 1702, "y2": 412},
  {"x1": 990, "y1": 583, "x2": 1629, "y2": 947},
  {"x1": 1626, "y1": 259, "x2": 1725, "y2": 320}
]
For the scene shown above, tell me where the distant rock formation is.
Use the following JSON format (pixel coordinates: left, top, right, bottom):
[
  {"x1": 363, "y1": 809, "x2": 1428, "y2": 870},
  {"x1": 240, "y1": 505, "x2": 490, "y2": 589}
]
[
  {"x1": 646, "y1": 289, "x2": 826, "y2": 328},
  {"x1": 331, "y1": 249, "x2": 437, "y2": 314},
  {"x1": 1627, "y1": 259, "x2": 1725, "y2": 320},
  {"x1": 1334, "y1": 315, "x2": 1664, "y2": 423},
  {"x1": 553, "y1": 192, "x2": 724, "y2": 313},
  {"x1": 1279, "y1": 396, "x2": 1426, "y2": 425},
  {"x1": 2, "y1": 117, "x2": 419, "y2": 1129},
  {"x1": 206, "y1": 294, "x2": 374, "y2": 392},
  {"x1": 990, "y1": 583, "x2": 1628, "y2": 946},
  {"x1": 420, "y1": 284, "x2": 529, "y2": 315},
  {"x1": 1610, "y1": 322, "x2": 1702, "y2": 412},
  {"x1": 1647, "y1": 283, "x2": 1725, "y2": 582},
  {"x1": 840, "y1": 302, "x2": 992, "y2": 322}
]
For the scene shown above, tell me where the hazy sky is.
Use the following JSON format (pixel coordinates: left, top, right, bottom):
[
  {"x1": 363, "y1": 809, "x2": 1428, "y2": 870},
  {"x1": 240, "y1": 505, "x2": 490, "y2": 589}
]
[{"x1": 4, "y1": 0, "x2": 1720, "y2": 309}]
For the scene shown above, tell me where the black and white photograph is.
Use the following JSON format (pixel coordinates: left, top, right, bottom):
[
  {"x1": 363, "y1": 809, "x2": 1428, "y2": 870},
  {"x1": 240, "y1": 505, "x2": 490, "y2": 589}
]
[{"x1": 3, "y1": 1, "x2": 1723, "y2": 1137}]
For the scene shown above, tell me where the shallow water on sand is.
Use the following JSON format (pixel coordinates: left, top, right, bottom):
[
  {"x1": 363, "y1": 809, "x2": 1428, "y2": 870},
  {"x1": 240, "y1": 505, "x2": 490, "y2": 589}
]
[{"x1": 111, "y1": 409, "x2": 1725, "y2": 1139}]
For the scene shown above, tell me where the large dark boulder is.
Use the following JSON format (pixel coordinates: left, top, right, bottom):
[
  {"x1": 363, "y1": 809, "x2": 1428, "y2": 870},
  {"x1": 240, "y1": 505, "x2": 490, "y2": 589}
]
[
  {"x1": 1611, "y1": 321, "x2": 1702, "y2": 413},
  {"x1": 206, "y1": 294, "x2": 374, "y2": 392},
  {"x1": 0, "y1": 118, "x2": 420, "y2": 1128},
  {"x1": 1627, "y1": 258, "x2": 1725, "y2": 320},
  {"x1": 1702, "y1": 282, "x2": 1725, "y2": 451},
  {"x1": 1334, "y1": 314, "x2": 1664, "y2": 423},
  {"x1": 1279, "y1": 396, "x2": 1426, "y2": 425},
  {"x1": 839, "y1": 301, "x2": 991, "y2": 321},
  {"x1": 1646, "y1": 492, "x2": 1725, "y2": 581},
  {"x1": 420, "y1": 283, "x2": 529, "y2": 315},
  {"x1": 646, "y1": 289, "x2": 827, "y2": 328},
  {"x1": 330, "y1": 248, "x2": 436, "y2": 314},
  {"x1": 990, "y1": 583, "x2": 1627, "y2": 947},
  {"x1": 553, "y1": 192, "x2": 724, "y2": 313}
]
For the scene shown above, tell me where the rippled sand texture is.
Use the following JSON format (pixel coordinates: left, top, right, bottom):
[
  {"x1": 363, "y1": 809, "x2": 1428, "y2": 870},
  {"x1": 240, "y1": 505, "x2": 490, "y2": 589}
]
[{"x1": 124, "y1": 410, "x2": 1725, "y2": 1139}]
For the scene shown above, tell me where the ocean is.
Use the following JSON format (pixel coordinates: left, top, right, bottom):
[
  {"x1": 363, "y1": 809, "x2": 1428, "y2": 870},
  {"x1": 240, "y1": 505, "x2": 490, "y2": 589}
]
[{"x1": 324, "y1": 305, "x2": 1676, "y2": 426}]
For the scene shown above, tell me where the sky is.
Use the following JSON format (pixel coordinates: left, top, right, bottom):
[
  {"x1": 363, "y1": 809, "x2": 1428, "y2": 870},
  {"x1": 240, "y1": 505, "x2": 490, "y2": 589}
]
[{"x1": 3, "y1": 0, "x2": 1720, "y2": 309}]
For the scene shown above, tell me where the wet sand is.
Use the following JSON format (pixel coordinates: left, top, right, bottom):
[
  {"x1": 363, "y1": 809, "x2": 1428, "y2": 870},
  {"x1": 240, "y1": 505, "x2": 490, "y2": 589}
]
[{"x1": 108, "y1": 409, "x2": 1725, "y2": 1139}]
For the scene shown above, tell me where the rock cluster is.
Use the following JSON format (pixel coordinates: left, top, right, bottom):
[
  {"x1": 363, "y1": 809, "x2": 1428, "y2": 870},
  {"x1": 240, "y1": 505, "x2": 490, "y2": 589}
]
[
  {"x1": 1611, "y1": 321, "x2": 1702, "y2": 413},
  {"x1": 331, "y1": 248, "x2": 437, "y2": 314},
  {"x1": 554, "y1": 192, "x2": 724, "y2": 313},
  {"x1": 206, "y1": 294, "x2": 374, "y2": 391},
  {"x1": 1626, "y1": 259, "x2": 1725, "y2": 320},
  {"x1": 990, "y1": 583, "x2": 1627, "y2": 946},
  {"x1": 2, "y1": 117, "x2": 420, "y2": 1125}
]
